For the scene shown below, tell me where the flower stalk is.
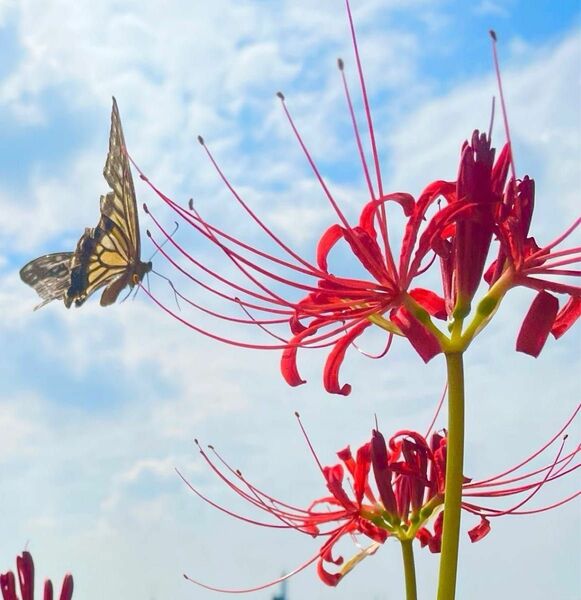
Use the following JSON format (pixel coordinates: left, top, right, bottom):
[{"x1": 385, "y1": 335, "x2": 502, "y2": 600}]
[
  {"x1": 401, "y1": 539, "x2": 418, "y2": 600},
  {"x1": 437, "y1": 353, "x2": 466, "y2": 600}
]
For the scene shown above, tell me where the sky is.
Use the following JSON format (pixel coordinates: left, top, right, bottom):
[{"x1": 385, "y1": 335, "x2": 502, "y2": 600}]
[{"x1": 0, "y1": 0, "x2": 580, "y2": 599}]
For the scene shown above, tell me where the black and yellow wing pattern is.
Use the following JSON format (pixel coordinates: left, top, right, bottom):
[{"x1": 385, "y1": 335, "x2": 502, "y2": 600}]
[
  {"x1": 66, "y1": 97, "x2": 151, "y2": 307},
  {"x1": 21, "y1": 97, "x2": 151, "y2": 309}
]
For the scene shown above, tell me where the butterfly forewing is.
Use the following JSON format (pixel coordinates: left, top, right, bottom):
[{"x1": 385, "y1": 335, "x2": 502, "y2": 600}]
[
  {"x1": 65, "y1": 98, "x2": 150, "y2": 307},
  {"x1": 102, "y1": 98, "x2": 140, "y2": 259}
]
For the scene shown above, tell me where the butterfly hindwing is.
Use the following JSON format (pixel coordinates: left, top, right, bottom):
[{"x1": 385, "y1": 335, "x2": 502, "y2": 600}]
[{"x1": 20, "y1": 252, "x2": 75, "y2": 310}]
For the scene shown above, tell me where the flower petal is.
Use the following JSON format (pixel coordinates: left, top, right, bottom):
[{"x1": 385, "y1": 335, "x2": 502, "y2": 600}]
[
  {"x1": 468, "y1": 517, "x2": 491, "y2": 543},
  {"x1": 516, "y1": 291, "x2": 559, "y2": 357},
  {"x1": 323, "y1": 321, "x2": 372, "y2": 395},
  {"x1": 409, "y1": 288, "x2": 447, "y2": 320},
  {"x1": 317, "y1": 224, "x2": 344, "y2": 271},
  {"x1": 391, "y1": 306, "x2": 442, "y2": 363},
  {"x1": 359, "y1": 192, "x2": 415, "y2": 237},
  {"x1": 551, "y1": 296, "x2": 581, "y2": 340},
  {"x1": 17, "y1": 552, "x2": 34, "y2": 600},
  {"x1": 353, "y1": 442, "x2": 372, "y2": 505},
  {"x1": 323, "y1": 464, "x2": 356, "y2": 510},
  {"x1": 0, "y1": 571, "x2": 17, "y2": 600},
  {"x1": 370, "y1": 429, "x2": 398, "y2": 515},
  {"x1": 44, "y1": 579, "x2": 54, "y2": 600},
  {"x1": 280, "y1": 320, "x2": 323, "y2": 387}
]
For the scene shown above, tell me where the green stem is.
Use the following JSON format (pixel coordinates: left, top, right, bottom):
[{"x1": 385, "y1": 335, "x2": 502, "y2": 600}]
[
  {"x1": 401, "y1": 539, "x2": 418, "y2": 600},
  {"x1": 437, "y1": 352, "x2": 466, "y2": 600}
]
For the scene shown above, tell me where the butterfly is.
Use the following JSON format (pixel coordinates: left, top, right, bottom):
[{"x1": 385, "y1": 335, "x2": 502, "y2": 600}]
[{"x1": 20, "y1": 97, "x2": 152, "y2": 309}]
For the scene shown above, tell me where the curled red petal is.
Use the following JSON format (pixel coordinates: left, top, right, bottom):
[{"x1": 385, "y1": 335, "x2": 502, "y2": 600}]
[
  {"x1": 317, "y1": 561, "x2": 342, "y2": 587},
  {"x1": 317, "y1": 224, "x2": 344, "y2": 271},
  {"x1": 343, "y1": 227, "x2": 389, "y2": 283},
  {"x1": 391, "y1": 306, "x2": 442, "y2": 363},
  {"x1": 516, "y1": 291, "x2": 559, "y2": 357},
  {"x1": 428, "y1": 512, "x2": 444, "y2": 553},
  {"x1": 409, "y1": 288, "x2": 447, "y2": 320},
  {"x1": 468, "y1": 517, "x2": 491, "y2": 543},
  {"x1": 323, "y1": 464, "x2": 356, "y2": 510},
  {"x1": 551, "y1": 296, "x2": 581, "y2": 340},
  {"x1": 399, "y1": 180, "x2": 456, "y2": 277},
  {"x1": 280, "y1": 320, "x2": 323, "y2": 387},
  {"x1": 358, "y1": 192, "x2": 416, "y2": 236},
  {"x1": 358, "y1": 518, "x2": 388, "y2": 543},
  {"x1": 323, "y1": 321, "x2": 372, "y2": 395}
]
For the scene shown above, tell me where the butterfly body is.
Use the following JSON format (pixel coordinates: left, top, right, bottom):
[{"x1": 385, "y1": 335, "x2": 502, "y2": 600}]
[{"x1": 21, "y1": 98, "x2": 149, "y2": 309}]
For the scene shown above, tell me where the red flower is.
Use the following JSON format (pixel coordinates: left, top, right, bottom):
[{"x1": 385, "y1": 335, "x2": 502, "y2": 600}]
[
  {"x1": 436, "y1": 131, "x2": 512, "y2": 316},
  {"x1": 180, "y1": 406, "x2": 579, "y2": 592},
  {"x1": 0, "y1": 551, "x2": 73, "y2": 600},
  {"x1": 132, "y1": 5, "x2": 454, "y2": 396},
  {"x1": 485, "y1": 174, "x2": 581, "y2": 356}
]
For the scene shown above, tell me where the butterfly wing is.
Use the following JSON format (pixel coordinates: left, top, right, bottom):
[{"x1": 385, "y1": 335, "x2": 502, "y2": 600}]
[
  {"x1": 66, "y1": 98, "x2": 148, "y2": 307},
  {"x1": 20, "y1": 252, "x2": 74, "y2": 310},
  {"x1": 66, "y1": 217, "x2": 133, "y2": 307},
  {"x1": 102, "y1": 97, "x2": 141, "y2": 262}
]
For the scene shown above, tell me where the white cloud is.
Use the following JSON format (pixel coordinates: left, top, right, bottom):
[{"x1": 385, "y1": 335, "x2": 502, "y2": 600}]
[{"x1": 0, "y1": 3, "x2": 579, "y2": 600}]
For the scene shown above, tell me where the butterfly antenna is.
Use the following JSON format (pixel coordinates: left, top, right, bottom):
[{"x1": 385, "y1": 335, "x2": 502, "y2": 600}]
[
  {"x1": 151, "y1": 268, "x2": 181, "y2": 311},
  {"x1": 147, "y1": 221, "x2": 179, "y2": 262}
]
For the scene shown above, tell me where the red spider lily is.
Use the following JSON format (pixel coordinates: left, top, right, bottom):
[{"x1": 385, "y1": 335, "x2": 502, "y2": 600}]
[
  {"x1": 477, "y1": 33, "x2": 580, "y2": 355},
  {"x1": 131, "y1": 0, "x2": 458, "y2": 396},
  {"x1": 437, "y1": 130, "x2": 512, "y2": 316},
  {"x1": 485, "y1": 173, "x2": 581, "y2": 356},
  {"x1": 0, "y1": 551, "x2": 73, "y2": 600},
  {"x1": 179, "y1": 406, "x2": 579, "y2": 592}
]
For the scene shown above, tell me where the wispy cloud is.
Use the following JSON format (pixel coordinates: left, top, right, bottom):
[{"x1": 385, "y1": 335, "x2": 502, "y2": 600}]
[{"x1": 0, "y1": 2, "x2": 579, "y2": 599}]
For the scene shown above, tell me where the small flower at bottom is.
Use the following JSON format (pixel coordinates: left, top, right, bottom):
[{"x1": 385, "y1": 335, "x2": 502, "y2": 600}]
[
  {"x1": 179, "y1": 407, "x2": 579, "y2": 593},
  {"x1": 0, "y1": 551, "x2": 73, "y2": 600}
]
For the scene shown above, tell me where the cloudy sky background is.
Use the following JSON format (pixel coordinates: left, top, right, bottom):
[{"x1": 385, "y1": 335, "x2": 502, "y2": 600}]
[{"x1": 0, "y1": 0, "x2": 579, "y2": 598}]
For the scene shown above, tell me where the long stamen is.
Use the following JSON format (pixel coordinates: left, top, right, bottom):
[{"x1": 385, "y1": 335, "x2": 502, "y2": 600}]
[
  {"x1": 176, "y1": 466, "x2": 292, "y2": 529},
  {"x1": 183, "y1": 543, "x2": 328, "y2": 594},
  {"x1": 337, "y1": 57, "x2": 375, "y2": 199},
  {"x1": 468, "y1": 403, "x2": 580, "y2": 487},
  {"x1": 471, "y1": 436, "x2": 569, "y2": 518},
  {"x1": 139, "y1": 282, "x2": 379, "y2": 351},
  {"x1": 295, "y1": 412, "x2": 325, "y2": 475},
  {"x1": 528, "y1": 218, "x2": 581, "y2": 260},
  {"x1": 425, "y1": 382, "x2": 448, "y2": 438},
  {"x1": 345, "y1": 0, "x2": 384, "y2": 198},
  {"x1": 489, "y1": 30, "x2": 517, "y2": 181},
  {"x1": 196, "y1": 136, "x2": 325, "y2": 274}
]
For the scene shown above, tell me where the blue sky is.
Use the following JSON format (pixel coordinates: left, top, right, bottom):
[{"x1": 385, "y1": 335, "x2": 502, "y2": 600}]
[{"x1": 0, "y1": 1, "x2": 579, "y2": 599}]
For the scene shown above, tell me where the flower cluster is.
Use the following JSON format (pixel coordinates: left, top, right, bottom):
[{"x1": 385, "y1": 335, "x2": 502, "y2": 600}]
[
  {"x1": 0, "y1": 551, "x2": 73, "y2": 600},
  {"x1": 133, "y1": 20, "x2": 580, "y2": 397},
  {"x1": 180, "y1": 406, "x2": 579, "y2": 592}
]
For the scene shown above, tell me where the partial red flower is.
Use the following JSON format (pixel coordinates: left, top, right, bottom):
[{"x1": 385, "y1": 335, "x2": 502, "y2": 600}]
[
  {"x1": 130, "y1": 2, "x2": 456, "y2": 396},
  {"x1": 486, "y1": 173, "x2": 581, "y2": 356},
  {"x1": 436, "y1": 131, "x2": 511, "y2": 316},
  {"x1": 0, "y1": 551, "x2": 73, "y2": 600},
  {"x1": 179, "y1": 405, "x2": 579, "y2": 592}
]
